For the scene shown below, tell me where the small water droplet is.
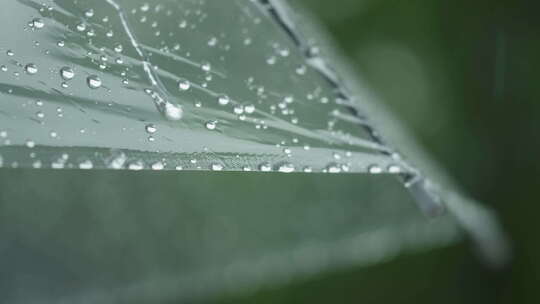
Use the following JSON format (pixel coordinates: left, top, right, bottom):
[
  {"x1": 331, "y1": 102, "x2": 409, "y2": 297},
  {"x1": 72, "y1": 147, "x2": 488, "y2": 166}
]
[
  {"x1": 60, "y1": 67, "x2": 75, "y2": 80},
  {"x1": 210, "y1": 163, "x2": 223, "y2": 171},
  {"x1": 25, "y1": 63, "x2": 38, "y2": 74},
  {"x1": 128, "y1": 161, "x2": 144, "y2": 170},
  {"x1": 151, "y1": 161, "x2": 164, "y2": 170},
  {"x1": 368, "y1": 165, "x2": 382, "y2": 174},
  {"x1": 76, "y1": 23, "x2": 87, "y2": 32},
  {"x1": 201, "y1": 62, "x2": 211, "y2": 72},
  {"x1": 114, "y1": 44, "x2": 123, "y2": 53},
  {"x1": 31, "y1": 18, "x2": 45, "y2": 29},
  {"x1": 277, "y1": 163, "x2": 295, "y2": 173},
  {"x1": 86, "y1": 75, "x2": 102, "y2": 89},
  {"x1": 326, "y1": 163, "x2": 341, "y2": 173},
  {"x1": 79, "y1": 159, "x2": 93, "y2": 169},
  {"x1": 259, "y1": 162, "x2": 272, "y2": 172},
  {"x1": 84, "y1": 9, "x2": 94, "y2": 18},
  {"x1": 387, "y1": 165, "x2": 401, "y2": 174},
  {"x1": 162, "y1": 102, "x2": 182, "y2": 121},
  {"x1": 178, "y1": 79, "x2": 190, "y2": 91},
  {"x1": 217, "y1": 95, "x2": 230, "y2": 105},
  {"x1": 25, "y1": 140, "x2": 35, "y2": 148},
  {"x1": 205, "y1": 120, "x2": 217, "y2": 130},
  {"x1": 145, "y1": 123, "x2": 157, "y2": 134},
  {"x1": 244, "y1": 104, "x2": 255, "y2": 114}
]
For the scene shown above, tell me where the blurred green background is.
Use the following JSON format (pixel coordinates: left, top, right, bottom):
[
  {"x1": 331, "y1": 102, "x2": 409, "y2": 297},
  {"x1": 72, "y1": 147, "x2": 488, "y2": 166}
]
[{"x1": 220, "y1": 0, "x2": 540, "y2": 303}]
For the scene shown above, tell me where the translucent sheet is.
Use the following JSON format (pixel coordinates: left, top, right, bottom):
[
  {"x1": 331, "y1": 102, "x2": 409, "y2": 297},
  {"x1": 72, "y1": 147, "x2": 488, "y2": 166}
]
[{"x1": 0, "y1": 0, "x2": 401, "y2": 174}]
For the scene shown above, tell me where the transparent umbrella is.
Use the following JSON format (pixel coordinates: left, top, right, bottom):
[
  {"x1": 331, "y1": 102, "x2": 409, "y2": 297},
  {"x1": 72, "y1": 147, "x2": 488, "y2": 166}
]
[{"x1": 0, "y1": 0, "x2": 508, "y2": 303}]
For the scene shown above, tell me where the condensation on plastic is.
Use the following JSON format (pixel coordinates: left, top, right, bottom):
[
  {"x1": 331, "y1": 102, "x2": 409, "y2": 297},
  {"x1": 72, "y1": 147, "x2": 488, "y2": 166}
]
[{"x1": 0, "y1": 0, "x2": 406, "y2": 174}]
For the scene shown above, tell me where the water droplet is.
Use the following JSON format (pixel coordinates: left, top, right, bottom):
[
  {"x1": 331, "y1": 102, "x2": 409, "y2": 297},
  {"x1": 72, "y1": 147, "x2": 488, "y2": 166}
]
[
  {"x1": 86, "y1": 75, "x2": 102, "y2": 89},
  {"x1": 233, "y1": 105, "x2": 245, "y2": 114},
  {"x1": 178, "y1": 79, "x2": 190, "y2": 91},
  {"x1": 1, "y1": 65, "x2": 7, "y2": 72},
  {"x1": 201, "y1": 62, "x2": 211, "y2": 72},
  {"x1": 32, "y1": 160, "x2": 42, "y2": 169},
  {"x1": 368, "y1": 165, "x2": 382, "y2": 174},
  {"x1": 162, "y1": 102, "x2": 183, "y2": 121},
  {"x1": 79, "y1": 159, "x2": 93, "y2": 169},
  {"x1": 76, "y1": 23, "x2": 87, "y2": 32},
  {"x1": 145, "y1": 124, "x2": 157, "y2": 134},
  {"x1": 6, "y1": 50, "x2": 14, "y2": 56},
  {"x1": 60, "y1": 67, "x2": 75, "y2": 80},
  {"x1": 25, "y1": 63, "x2": 38, "y2": 74},
  {"x1": 151, "y1": 161, "x2": 164, "y2": 170},
  {"x1": 31, "y1": 18, "x2": 45, "y2": 29},
  {"x1": 25, "y1": 140, "x2": 35, "y2": 148},
  {"x1": 57, "y1": 40, "x2": 65, "y2": 47},
  {"x1": 211, "y1": 163, "x2": 223, "y2": 171},
  {"x1": 326, "y1": 163, "x2": 341, "y2": 173},
  {"x1": 387, "y1": 165, "x2": 401, "y2": 174},
  {"x1": 244, "y1": 104, "x2": 255, "y2": 114},
  {"x1": 114, "y1": 44, "x2": 123, "y2": 53},
  {"x1": 277, "y1": 163, "x2": 295, "y2": 173},
  {"x1": 259, "y1": 162, "x2": 272, "y2": 172},
  {"x1": 205, "y1": 120, "x2": 217, "y2": 130},
  {"x1": 108, "y1": 152, "x2": 127, "y2": 169},
  {"x1": 84, "y1": 9, "x2": 94, "y2": 18},
  {"x1": 217, "y1": 95, "x2": 230, "y2": 105},
  {"x1": 128, "y1": 161, "x2": 144, "y2": 170}
]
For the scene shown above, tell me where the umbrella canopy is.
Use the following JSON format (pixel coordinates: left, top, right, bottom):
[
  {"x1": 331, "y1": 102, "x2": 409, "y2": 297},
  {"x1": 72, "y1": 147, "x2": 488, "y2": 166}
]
[{"x1": 0, "y1": 0, "x2": 507, "y2": 303}]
